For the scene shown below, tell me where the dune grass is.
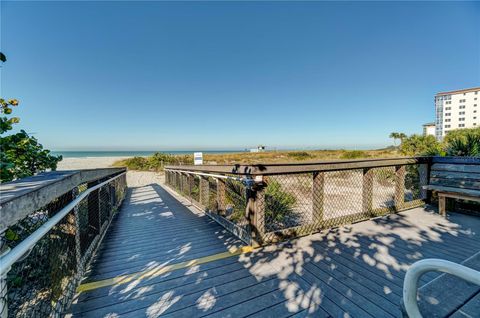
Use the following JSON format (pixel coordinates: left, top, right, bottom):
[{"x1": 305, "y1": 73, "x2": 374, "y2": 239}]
[{"x1": 112, "y1": 148, "x2": 401, "y2": 171}]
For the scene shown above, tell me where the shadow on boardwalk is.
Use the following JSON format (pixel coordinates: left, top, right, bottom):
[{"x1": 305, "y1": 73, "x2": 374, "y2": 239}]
[{"x1": 69, "y1": 182, "x2": 480, "y2": 317}]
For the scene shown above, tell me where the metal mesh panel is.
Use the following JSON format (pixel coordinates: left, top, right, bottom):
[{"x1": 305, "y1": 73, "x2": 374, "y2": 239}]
[
  {"x1": 207, "y1": 177, "x2": 218, "y2": 212},
  {"x1": 165, "y1": 163, "x2": 426, "y2": 245},
  {"x1": 1, "y1": 173, "x2": 127, "y2": 318},
  {"x1": 371, "y1": 166, "x2": 397, "y2": 212},
  {"x1": 263, "y1": 174, "x2": 313, "y2": 232},
  {"x1": 323, "y1": 169, "x2": 365, "y2": 226},
  {"x1": 224, "y1": 179, "x2": 248, "y2": 227},
  {"x1": 405, "y1": 164, "x2": 425, "y2": 202},
  {"x1": 191, "y1": 176, "x2": 200, "y2": 204}
]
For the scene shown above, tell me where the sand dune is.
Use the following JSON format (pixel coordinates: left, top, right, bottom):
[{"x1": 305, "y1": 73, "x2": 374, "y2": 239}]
[{"x1": 56, "y1": 156, "x2": 129, "y2": 170}]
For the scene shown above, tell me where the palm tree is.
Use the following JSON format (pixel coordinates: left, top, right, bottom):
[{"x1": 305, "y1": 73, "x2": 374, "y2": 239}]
[
  {"x1": 390, "y1": 132, "x2": 400, "y2": 146},
  {"x1": 390, "y1": 132, "x2": 407, "y2": 147}
]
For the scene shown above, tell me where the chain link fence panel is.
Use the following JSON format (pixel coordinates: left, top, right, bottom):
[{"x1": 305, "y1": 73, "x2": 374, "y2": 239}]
[{"x1": 1, "y1": 173, "x2": 126, "y2": 318}]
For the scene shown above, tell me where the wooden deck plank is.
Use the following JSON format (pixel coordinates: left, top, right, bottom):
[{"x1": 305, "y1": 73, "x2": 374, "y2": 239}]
[
  {"x1": 303, "y1": 259, "x2": 401, "y2": 316},
  {"x1": 75, "y1": 257, "x2": 241, "y2": 302},
  {"x1": 74, "y1": 267, "x2": 263, "y2": 316},
  {"x1": 124, "y1": 277, "x2": 281, "y2": 317},
  {"x1": 450, "y1": 291, "x2": 480, "y2": 318},
  {"x1": 72, "y1": 262, "x2": 249, "y2": 313},
  {"x1": 70, "y1": 181, "x2": 480, "y2": 318}
]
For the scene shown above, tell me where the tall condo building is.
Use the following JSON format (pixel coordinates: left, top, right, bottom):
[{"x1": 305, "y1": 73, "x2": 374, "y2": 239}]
[{"x1": 435, "y1": 87, "x2": 480, "y2": 140}]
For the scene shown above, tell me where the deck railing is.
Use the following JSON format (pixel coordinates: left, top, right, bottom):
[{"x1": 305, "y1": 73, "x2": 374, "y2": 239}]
[
  {"x1": 165, "y1": 157, "x2": 430, "y2": 245},
  {"x1": 0, "y1": 168, "x2": 127, "y2": 318}
]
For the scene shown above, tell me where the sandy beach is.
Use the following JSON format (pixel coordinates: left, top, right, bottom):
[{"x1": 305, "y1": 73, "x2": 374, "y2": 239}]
[
  {"x1": 56, "y1": 156, "x2": 129, "y2": 170},
  {"x1": 56, "y1": 156, "x2": 164, "y2": 187}
]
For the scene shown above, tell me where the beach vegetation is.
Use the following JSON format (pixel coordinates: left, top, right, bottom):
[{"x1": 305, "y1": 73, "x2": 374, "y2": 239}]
[
  {"x1": 224, "y1": 178, "x2": 297, "y2": 230},
  {"x1": 443, "y1": 127, "x2": 480, "y2": 157},
  {"x1": 1, "y1": 98, "x2": 61, "y2": 182},
  {"x1": 113, "y1": 152, "x2": 193, "y2": 171},
  {"x1": 389, "y1": 132, "x2": 407, "y2": 147},
  {"x1": 286, "y1": 151, "x2": 313, "y2": 160},
  {"x1": 112, "y1": 148, "x2": 401, "y2": 170},
  {"x1": 400, "y1": 134, "x2": 443, "y2": 156},
  {"x1": 340, "y1": 150, "x2": 369, "y2": 159}
]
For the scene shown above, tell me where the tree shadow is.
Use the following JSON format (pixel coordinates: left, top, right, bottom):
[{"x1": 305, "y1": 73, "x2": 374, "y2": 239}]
[{"x1": 69, "y1": 182, "x2": 480, "y2": 318}]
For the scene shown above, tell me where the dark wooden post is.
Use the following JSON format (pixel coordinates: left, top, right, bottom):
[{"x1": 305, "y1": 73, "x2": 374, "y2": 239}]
[
  {"x1": 247, "y1": 178, "x2": 265, "y2": 247},
  {"x1": 419, "y1": 164, "x2": 428, "y2": 200},
  {"x1": 312, "y1": 171, "x2": 325, "y2": 229},
  {"x1": 438, "y1": 194, "x2": 447, "y2": 216},
  {"x1": 72, "y1": 186, "x2": 82, "y2": 270},
  {"x1": 362, "y1": 168, "x2": 374, "y2": 215},
  {"x1": 395, "y1": 165, "x2": 406, "y2": 210},
  {"x1": 216, "y1": 178, "x2": 226, "y2": 215},
  {"x1": 87, "y1": 180, "x2": 101, "y2": 235}
]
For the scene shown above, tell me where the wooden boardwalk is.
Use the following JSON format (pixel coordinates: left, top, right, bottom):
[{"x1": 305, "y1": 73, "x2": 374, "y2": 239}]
[{"x1": 69, "y1": 182, "x2": 480, "y2": 317}]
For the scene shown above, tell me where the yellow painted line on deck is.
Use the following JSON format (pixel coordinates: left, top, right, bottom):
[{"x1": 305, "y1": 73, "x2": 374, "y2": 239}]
[{"x1": 77, "y1": 245, "x2": 255, "y2": 293}]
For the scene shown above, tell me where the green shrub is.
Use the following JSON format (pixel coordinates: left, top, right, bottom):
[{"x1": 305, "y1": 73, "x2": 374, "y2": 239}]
[
  {"x1": 224, "y1": 178, "x2": 297, "y2": 228},
  {"x1": 114, "y1": 152, "x2": 193, "y2": 171},
  {"x1": 340, "y1": 150, "x2": 369, "y2": 159},
  {"x1": 1, "y1": 98, "x2": 61, "y2": 182},
  {"x1": 287, "y1": 151, "x2": 313, "y2": 160},
  {"x1": 400, "y1": 134, "x2": 443, "y2": 156},
  {"x1": 444, "y1": 127, "x2": 480, "y2": 157},
  {"x1": 264, "y1": 179, "x2": 296, "y2": 226}
]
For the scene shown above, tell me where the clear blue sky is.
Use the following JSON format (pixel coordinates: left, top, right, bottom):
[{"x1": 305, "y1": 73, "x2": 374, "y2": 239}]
[{"x1": 1, "y1": 1, "x2": 479, "y2": 151}]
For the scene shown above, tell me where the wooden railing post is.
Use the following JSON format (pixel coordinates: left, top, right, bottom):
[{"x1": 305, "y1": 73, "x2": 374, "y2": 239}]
[
  {"x1": 247, "y1": 178, "x2": 265, "y2": 247},
  {"x1": 87, "y1": 180, "x2": 101, "y2": 235},
  {"x1": 363, "y1": 168, "x2": 374, "y2": 215},
  {"x1": 216, "y1": 179, "x2": 226, "y2": 215},
  {"x1": 395, "y1": 165, "x2": 406, "y2": 210},
  {"x1": 312, "y1": 171, "x2": 325, "y2": 228},
  {"x1": 418, "y1": 163, "x2": 429, "y2": 200}
]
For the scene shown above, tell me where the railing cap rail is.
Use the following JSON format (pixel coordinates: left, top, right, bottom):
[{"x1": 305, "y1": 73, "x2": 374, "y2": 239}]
[
  {"x1": 165, "y1": 157, "x2": 430, "y2": 176},
  {"x1": 0, "y1": 167, "x2": 126, "y2": 233}
]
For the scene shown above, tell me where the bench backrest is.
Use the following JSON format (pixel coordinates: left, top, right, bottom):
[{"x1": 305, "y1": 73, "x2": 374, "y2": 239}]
[{"x1": 430, "y1": 162, "x2": 480, "y2": 191}]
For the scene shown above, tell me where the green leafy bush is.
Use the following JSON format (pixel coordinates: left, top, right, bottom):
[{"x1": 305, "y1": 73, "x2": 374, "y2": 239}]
[
  {"x1": 444, "y1": 127, "x2": 480, "y2": 157},
  {"x1": 1, "y1": 98, "x2": 61, "y2": 182},
  {"x1": 114, "y1": 152, "x2": 193, "y2": 171},
  {"x1": 264, "y1": 179, "x2": 296, "y2": 226},
  {"x1": 224, "y1": 178, "x2": 297, "y2": 230},
  {"x1": 400, "y1": 134, "x2": 443, "y2": 156}
]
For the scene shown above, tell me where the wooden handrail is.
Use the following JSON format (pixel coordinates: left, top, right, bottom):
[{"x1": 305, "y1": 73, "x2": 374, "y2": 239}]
[{"x1": 165, "y1": 157, "x2": 430, "y2": 176}]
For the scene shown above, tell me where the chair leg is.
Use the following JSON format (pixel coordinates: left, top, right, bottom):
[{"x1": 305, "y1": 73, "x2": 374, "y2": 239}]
[{"x1": 439, "y1": 195, "x2": 446, "y2": 217}]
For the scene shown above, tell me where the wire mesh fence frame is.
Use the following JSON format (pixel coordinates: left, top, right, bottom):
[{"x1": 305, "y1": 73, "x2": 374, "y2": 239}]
[
  {"x1": 0, "y1": 172, "x2": 127, "y2": 318},
  {"x1": 165, "y1": 159, "x2": 429, "y2": 245}
]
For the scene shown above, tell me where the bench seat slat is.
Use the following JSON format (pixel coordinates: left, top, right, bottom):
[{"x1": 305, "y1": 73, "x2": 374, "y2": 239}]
[
  {"x1": 431, "y1": 163, "x2": 480, "y2": 174},
  {"x1": 430, "y1": 170, "x2": 480, "y2": 181},
  {"x1": 430, "y1": 178, "x2": 480, "y2": 190},
  {"x1": 423, "y1": 185, "x2": 480, "y2": 199}
]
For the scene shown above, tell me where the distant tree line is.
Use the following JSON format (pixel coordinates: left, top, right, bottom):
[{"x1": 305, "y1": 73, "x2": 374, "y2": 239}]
[{"x1": 391, "y1": 128, "x2": 480, "y2": 157}]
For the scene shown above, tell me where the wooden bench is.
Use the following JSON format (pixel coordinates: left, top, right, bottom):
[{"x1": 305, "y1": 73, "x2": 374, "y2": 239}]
[{"x1": 423, "y1": 160, "x2": 480, "y2": 216}]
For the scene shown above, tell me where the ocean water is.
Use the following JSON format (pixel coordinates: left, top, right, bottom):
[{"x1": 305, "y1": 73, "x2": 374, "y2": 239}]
[{"x1": 51, "y1": 150, "x2": 242, "y2": 158}]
